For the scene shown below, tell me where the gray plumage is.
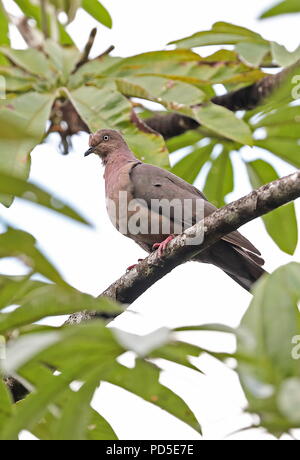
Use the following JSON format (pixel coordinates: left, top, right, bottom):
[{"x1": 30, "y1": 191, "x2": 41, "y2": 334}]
[{"x1": 85, "y1": 129, "x2": 266, "y2": 292}]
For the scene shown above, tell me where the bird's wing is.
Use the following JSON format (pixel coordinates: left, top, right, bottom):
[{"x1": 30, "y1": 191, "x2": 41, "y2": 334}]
[{"x1": 130, "y1": 162, "x2": 261, "y2": 256}]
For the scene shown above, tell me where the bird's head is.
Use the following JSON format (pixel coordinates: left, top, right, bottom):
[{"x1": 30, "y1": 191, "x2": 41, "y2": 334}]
[{"x1": 84, "y1": 129, "x2": 129, "y2": 164}]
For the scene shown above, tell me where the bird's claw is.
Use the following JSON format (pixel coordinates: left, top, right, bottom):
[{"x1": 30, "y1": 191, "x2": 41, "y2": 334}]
[
  {"x1": 152, "y1": 235, "x2": 175, "y2": 257},
  {"x1": 126, "y1": 259, "x2": 144, "y2": 271}
]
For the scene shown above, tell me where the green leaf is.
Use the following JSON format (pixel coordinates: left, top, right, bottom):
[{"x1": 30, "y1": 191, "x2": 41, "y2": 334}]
[
  {"x1": 116, "y1": 75, "x2": 206, "y2": 108},
  {"x1": 171, "y1": 143, "x2": 213, "y2": 184},
  {"x1": 68, "y1": 85, "x2": 169, "y2": 168},
  {"x1": 87, "y1": 409, "x2": 118, "y2": 440},
  {"x1": 278, "y1": 378, "x2": 300, "y2": 424},
  {"x1": 194, "y1": 103, "x2": 253, "y2": 145},
  {"x1": 0, "y1": 172, "x2": 90, "y2": 225},
  {"x1": 246, "y1": 160, "x2": 298, "y2": 255},
  {"x1": 102, "y1": 359, "x2": 202, "y2": 434},
  {"x1": 0, "y1": 92, "x2": 56, "y2": 206},
  {"x1": 170, "y1": 22, "x2": 267, "y2": 48},
  {"x1": 0, "y1": 47, "x2": 53, "y2": 79},
  {"x1": 271, "y1": 42, "x2": 300, "y2": 67},
  {"x1": 81, "y1": 0, "x2": 112, "y2": 28},
  {"x1": 0, "y1": 3, "x2": 9, "y2": 46},
  {"x1": 53, "y1": 379, "x2": 99, "y2": 440},
  {"x1": 237, "y1": 263, "x2": 300, "y2": 434},
  {"x1": 43, "y1": 40, "x2": 80, "y2": 81},
  {"x1": 203, "y1": 149, "x2": 234, "y2": 207},
  {"x1": 235, "y1": 42, "x2": 269, "y2": 67},
  {"x1": 260, "y1": 0, "x2": 300, "y2": 19},
  {"x1": 0, "y1": 229, "x2": 66, "y2": 286},
  {"x1": 0, "y1": 284, "x2": 121, "y2": 334},
  {"x1": 255, "y1": 138, "x2": 300, "y2": 169},
  {"x1": 0, "y1": 378, "x2": 13, "y2": 434},
  {"x1": 166, "y1": 130, "x2": 204, "y2": 153}
]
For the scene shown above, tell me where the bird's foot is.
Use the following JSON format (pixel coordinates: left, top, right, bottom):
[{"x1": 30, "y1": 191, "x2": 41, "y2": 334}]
[
  {"x1": 152, "y1": 235, "x2": 175, "y2": 257},
  {"x1": 126, "y1": 259, "x2": 144, "y2": 271}
]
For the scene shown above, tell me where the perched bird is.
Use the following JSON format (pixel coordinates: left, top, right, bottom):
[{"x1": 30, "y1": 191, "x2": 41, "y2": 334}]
[{"x1": 85, "y1": 129, "x2": 265, "y2": 291}]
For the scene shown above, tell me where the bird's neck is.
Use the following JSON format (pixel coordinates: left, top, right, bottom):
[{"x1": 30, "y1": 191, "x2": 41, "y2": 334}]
[{"x1": 104, "y1": 148, "x2": 137, "y2": 180}]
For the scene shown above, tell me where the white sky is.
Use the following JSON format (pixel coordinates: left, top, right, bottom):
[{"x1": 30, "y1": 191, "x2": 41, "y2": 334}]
[{"x1": 1, "y1": 0, "x2": 300, "y2": 441}]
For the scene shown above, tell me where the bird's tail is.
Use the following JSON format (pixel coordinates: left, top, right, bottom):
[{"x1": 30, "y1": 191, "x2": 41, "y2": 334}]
[{"x1": 195, "y1": 241, "x2": 267, "y2": 292}]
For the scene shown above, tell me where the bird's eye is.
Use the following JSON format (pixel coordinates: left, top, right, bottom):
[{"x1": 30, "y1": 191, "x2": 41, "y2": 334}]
[{"x1": 103, "y1": 135, "x2": 109, "y2": 141}]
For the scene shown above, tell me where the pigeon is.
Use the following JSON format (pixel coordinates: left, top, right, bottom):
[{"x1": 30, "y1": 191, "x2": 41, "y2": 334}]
[{"x1": 85, "y1": 129, "x2": 265, "y2": 291}]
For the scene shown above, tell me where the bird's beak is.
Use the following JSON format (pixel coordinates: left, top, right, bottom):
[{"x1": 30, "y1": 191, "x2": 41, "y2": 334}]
[{"x1": 84, "y1": 147, "x2": 95, "y2": 157}]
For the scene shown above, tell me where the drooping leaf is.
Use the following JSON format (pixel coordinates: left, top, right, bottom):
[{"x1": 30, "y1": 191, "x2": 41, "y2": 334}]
[
  {"x1": 81, "y1": 0, "x2": 112, "y2": 28},
  {"x1": 0, "y1": 378, "x2": 14, "y2": 434},
  {"x1": 260, "y1": 0, "x2": 300, "y2": 18},
  {"x1": 102, "y1": 359, "x2": 202, "y2": 434},
  {"x1": 0, "y1": 92, "x2": 56, "y2": 206},
  {"x1": 68, "y1": 85, "x2": 169, "y2": 167},
  {"x1": 0, "y1": 47, "x2": 53, "y2": 79},
  {"x1": 171, "y1": 143, "x2": 213, "y2": 184},
  {"x1": 271, "y1": 42, "x2": 300, "y2": 67},
  {"x1": 255, "y1": 138, "x2": 300, "y2": 169},
  {"x1": 43, "y1": 40, "x2": 80, "y2": 81},
  {"x1": 194, "y1": 103, "x2": 253, "y2": 145},
  {"x1": 0, "y1": 172, "x2": 90, "y2": 225},
  {"x1": 0, "y1": 229, "x2": 66, "y2": 286},
  {"x1": 203, "y1": 148, "x2": 234, "y2": 207},
  {"x1": 170, "y1": 22, "x2": 268, "y2": 48},
  {"x1": 246, "y1": 159, "x2": 298, "y2": 255},
  {"x1": 0, "y1": 283, "x2": 121, "y2": 334},
  {"x1": 235, "y1": 42, "x2": 269, "y2": 67},
  {"x1": 0, "y1": 3, "x2": 9, "y2": 46},
  {"x1": 237, "y1": 263, "x2": 300, "y2": 435},
  {"x1": 116, "y1": 75, "x2": 206, "y2": 108}
]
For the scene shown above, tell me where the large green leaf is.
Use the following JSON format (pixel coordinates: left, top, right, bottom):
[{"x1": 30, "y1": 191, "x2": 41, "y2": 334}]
[
  {"x1": 0, "y1": 2, "x2": 9, "y2": 46},
  {"x1": 81, "y1": 0, "x2": 112, "y2": 28},
  {"x1": 0, "y1": 283, "x2": 121, "y2": 334},
  {"x1": 116, "y1": 75, "x2": 207, "y2": 108},
  {"x1": 0, "y1": 172, "x2": 90, "y2": 225},
  {"x1": 43, "y1": 40, "x2": 80, "y2": 81},
  {"x1": 170, "y1": 22, "x2": 268, "y2": 48},
  {"x1": 271, "y1": 42, "x2": 300, "y2": 67},
  {"x1": 106, "y1": 49, "x2": 264, "y2": 90},
  {"x1": 235, "y1": 42, "x2": 269, "y2": 67},
  {"x1": 101, "y1": 359, "x2": 202, "y2": 434},
  {"x1": 0, "y1": 229, "x2": 66, "y2": 286},
  {"x1": 0, "y1": 92, "x2": 56, "y2": 206},
  {"x1": 203, "y1": 148, "x2": 234, "y2": 207},
  {"x1": 68, "y1": 85, "x2": 169, "y2": 167},
  {"x1": 0, "y1": 47, "x2": 53, "y2": 79},
  {"x1": 237, "y1": 263, "x2": 300, "y2": 434},
  {"x1": 0, "y1": 378, "x2": 13, "y2": 432},
  {"x1": 255, "y1": 138, "x2": 300, "y2": 169},
  {"x1": 193, "y1": 103, "x2": 253, "y2": 145},
  {"x1": 246, "y1": 160, "x2": 298, "y2": 255},
  {"x1": 171, "y1": 143, "x2": 213, "y2": 184},
  {"x1": 260, "y1": 0, "x2": 300, "y2": 18}
]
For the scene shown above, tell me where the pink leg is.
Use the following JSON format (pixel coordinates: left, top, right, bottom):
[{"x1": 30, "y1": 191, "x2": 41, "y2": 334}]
[
  {"x1": 152, "y1": 235, "x2": 175, "y2": 257},
  {"x1": 126, "y1": 259, "x2": 144, "y2": 271}
]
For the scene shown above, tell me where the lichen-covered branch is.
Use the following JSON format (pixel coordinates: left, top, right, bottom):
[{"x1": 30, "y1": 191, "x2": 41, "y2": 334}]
[{"x1": 67, "y1": 170, "x2": 300, "y2": 323}]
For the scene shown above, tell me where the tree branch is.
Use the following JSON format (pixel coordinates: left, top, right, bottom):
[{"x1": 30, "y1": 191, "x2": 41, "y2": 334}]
[
  {"x1": 8, "y1": 170, "x2": 300, "y2": 401},
  {"x1": 67, "y1": 170, "x2": 300, "y2": 322}
]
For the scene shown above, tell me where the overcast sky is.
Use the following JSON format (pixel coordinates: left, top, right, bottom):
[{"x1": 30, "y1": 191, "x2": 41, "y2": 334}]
[{"x1": 1, "y1": 0, "x2": 300, "y2": 440}]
